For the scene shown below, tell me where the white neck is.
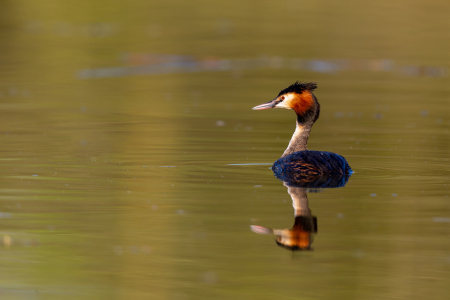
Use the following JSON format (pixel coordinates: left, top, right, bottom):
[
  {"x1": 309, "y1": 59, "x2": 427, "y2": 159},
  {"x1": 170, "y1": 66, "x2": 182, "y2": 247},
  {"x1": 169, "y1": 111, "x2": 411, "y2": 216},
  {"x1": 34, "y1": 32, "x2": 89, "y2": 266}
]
[{"x1": 281, "y1": 123, "x2": 311, "y2": 157}]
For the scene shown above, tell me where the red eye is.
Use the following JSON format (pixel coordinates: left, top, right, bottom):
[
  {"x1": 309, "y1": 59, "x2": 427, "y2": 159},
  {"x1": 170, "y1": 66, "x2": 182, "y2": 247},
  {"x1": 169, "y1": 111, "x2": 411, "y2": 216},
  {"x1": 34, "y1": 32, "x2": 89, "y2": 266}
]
[{"x1": 281, "y1": 96, "x2": 285, "y2": 100}]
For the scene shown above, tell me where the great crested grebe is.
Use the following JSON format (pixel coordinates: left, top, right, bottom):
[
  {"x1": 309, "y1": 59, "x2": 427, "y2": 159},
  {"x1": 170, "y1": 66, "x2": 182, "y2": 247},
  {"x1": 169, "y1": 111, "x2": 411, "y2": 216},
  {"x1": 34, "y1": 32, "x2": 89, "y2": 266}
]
[
  {"x1": 251, "y1": 183, "x2": 317, "y2": 251},
  {"x1": 253, "y1": 81, "x2": 352, "y2": 175}
]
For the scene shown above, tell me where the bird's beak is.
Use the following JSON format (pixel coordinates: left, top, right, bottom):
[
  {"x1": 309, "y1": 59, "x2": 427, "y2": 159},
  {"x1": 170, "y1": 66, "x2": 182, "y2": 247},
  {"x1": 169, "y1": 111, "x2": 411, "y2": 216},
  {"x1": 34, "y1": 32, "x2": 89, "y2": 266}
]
[
  {"x1": 250, "y1": 225, "x2": 273, "y2": 235},
  {"x1": 252, "y1": 99, "x2": 278, "y2": 110}
]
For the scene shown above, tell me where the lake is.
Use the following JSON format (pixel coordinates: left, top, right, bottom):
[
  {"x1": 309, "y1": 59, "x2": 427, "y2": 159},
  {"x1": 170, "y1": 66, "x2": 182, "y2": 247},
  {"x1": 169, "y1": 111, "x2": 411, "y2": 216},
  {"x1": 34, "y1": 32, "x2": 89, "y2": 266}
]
[{"x1": 0, "y1": 1, "x2": 449, "y2": 299}]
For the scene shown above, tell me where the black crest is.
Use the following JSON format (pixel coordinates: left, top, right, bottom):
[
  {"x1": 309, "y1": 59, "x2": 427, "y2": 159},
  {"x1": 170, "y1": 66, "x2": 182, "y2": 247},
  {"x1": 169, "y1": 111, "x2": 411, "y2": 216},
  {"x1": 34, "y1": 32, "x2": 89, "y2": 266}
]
[{"x1": 277, "y1": 81, "x2": 317, "y2": 97}]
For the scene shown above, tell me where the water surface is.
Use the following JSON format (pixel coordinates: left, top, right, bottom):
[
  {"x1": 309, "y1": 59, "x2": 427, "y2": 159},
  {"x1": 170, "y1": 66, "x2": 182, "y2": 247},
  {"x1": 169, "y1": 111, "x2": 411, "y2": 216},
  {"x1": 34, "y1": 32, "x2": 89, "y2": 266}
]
[{"x1": 0, "y1": 1, "x2": 449, "y2": 299}]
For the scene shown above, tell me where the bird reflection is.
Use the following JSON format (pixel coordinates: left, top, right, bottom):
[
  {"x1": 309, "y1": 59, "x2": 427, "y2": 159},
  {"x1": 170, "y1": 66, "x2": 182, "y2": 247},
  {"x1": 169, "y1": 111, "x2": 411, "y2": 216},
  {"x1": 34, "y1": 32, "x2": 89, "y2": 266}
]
[{"x1": 251, "y1": 172, "x2": 350, "y2": 251}]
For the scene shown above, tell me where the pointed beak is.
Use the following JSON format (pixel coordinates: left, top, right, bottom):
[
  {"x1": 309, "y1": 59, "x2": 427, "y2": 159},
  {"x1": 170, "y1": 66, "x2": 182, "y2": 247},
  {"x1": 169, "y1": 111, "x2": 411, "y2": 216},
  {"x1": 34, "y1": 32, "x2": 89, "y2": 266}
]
[
  {"x1": 250, "y1": 225, "x2": 273, "y2": 235},
  {"x1": 252, "y1": 99, "x2": 277, "y2": 110}
]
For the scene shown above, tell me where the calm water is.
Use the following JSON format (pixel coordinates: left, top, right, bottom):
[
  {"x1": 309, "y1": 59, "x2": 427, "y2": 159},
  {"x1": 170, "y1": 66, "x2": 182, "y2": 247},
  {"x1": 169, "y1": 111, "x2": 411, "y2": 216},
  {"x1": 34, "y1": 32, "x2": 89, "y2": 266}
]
[{"x1": 1, "y1": 1, "x2": 450, "y2": 299}]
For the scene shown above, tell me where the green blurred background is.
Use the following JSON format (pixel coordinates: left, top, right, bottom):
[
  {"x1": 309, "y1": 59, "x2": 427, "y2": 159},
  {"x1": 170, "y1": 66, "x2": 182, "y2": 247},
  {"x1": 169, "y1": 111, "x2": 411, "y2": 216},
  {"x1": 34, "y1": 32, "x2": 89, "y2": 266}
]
[{"x1": 0, "y1": 1, "x2": 449, "y2": 299}]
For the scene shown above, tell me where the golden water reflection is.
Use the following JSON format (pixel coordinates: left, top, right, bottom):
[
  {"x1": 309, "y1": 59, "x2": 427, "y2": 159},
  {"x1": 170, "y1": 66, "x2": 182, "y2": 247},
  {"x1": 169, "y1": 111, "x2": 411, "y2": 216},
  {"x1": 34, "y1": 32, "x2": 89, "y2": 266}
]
[
  {"x1": 251, "y1": 172, "x2": 350, "y2": 251},
  {"x1": 1, "y1": 0, "x2": 450, "y2": 299}
]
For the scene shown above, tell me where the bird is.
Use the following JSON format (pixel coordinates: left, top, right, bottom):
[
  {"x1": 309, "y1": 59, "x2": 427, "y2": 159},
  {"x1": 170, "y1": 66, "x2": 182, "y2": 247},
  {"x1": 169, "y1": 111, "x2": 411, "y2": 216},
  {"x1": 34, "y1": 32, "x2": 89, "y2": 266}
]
[
  {"x1": 252, "y1": 81, "x2": 352, "y2": 176},
  {"x1": 251, "y1": 183, "x2": 317, "y2": 251}
]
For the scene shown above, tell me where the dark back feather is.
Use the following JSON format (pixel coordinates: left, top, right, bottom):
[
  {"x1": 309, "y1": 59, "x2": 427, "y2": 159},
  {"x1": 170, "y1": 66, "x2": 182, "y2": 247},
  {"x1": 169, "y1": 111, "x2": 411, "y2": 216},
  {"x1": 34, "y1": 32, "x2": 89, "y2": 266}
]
[{"x1": 272, "y1": 150, "x2": 352, "y2": 188}]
